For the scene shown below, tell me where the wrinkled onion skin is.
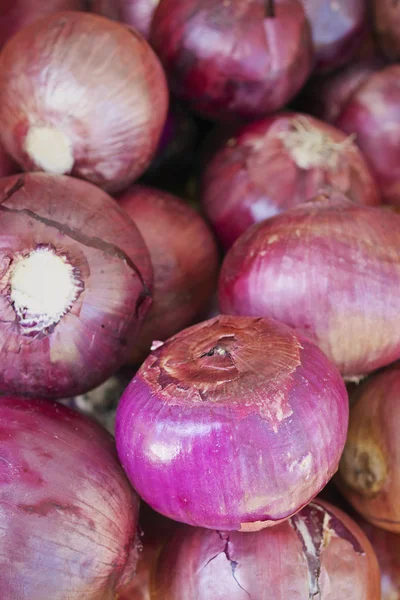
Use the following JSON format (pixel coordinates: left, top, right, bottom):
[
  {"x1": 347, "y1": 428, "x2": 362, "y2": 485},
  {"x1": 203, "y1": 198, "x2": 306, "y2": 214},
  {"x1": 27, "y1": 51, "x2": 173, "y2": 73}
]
[
  {"x1": 150, "y1": 0, "x2": 313, "y2": 122},
  {"x1": 116, "y1": 315, "x2": 348, "y2": 531},
  {"x1": 0, "y1": 173, "x2": 152, "y2": 399},
  {"x1": 0, "y1": 397, "x2": 139, "y2": 600},
  {"x1": 219, "y1": 196, "x2": 400, "y2": 377},
  {"x1": 152, "y1": 500, "x2": 380, "y2": 600},
  {"x1": 91, "y1": 0, "x2": 159, "y2": 40},
  {"x1": 0, "y1": 11, "x2": 168, "y2": 193},
  {"x1": 372, "y1": 0, "x2": 400, "y2": 62},
  {"x1": 202, "y1": 112, "x2": 380, "y2": 249}
]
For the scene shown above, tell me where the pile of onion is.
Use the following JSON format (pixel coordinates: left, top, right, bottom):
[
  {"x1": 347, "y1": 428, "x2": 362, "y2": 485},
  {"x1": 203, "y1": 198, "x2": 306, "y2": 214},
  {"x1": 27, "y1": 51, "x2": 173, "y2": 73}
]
[
  {"x1": 0, "y1": 11, "x2": 168, "y2": 192},
  {"x1": 91, "y1": 0, "x2": 159, "y2": 41},
  {"x1": 372, "y1": 0, "x2": 400, "y2": 61},
  {"x1": 201, "y1": 112, "x2": 380, "y2": 249}
]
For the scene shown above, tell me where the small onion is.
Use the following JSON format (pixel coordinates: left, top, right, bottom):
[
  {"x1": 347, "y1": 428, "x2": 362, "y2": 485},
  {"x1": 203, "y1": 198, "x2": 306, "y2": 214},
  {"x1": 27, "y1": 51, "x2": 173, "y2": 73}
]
[
  {"x1": 372, "y1": 0, "x2": 400, "y2": 62},
  {"x1": 116, "y1": 314, "x2": 348, "y2": 531},
  {"x1": 90, "y1": 0, "x2": 159, "y2": 41},
  {"x1": 202, "y1": 112, "x2": 380, "y2": 249},
  {"x1": 0, "y1": 11, "x2": 168, "y2": 193},
  {"x1": 0, "y1": 172, "x2": 152, "y2": 399},
  {"x1": 152, "y1": 499, "x2": 380, "y2": 600},
  {"x1": 0, "y1": 396, "x2": 140, "y2": 600}
]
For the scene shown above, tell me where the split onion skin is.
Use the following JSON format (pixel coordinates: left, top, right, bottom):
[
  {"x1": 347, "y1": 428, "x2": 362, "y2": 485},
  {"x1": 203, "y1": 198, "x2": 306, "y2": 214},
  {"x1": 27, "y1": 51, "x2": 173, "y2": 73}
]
[
  {"x1": 90, "y1": 0, "x2": 159, "y2": 41},
  {"x1": 219, "y1": 194, "x2": 400, "y2": 378},
  {"x1": 372, "y1": 0, "x2": 400, "y2": 62},
  {"x1": 0, "y1": 396, "x2": 140, "y2": 600},
  {"x1": 152, "y1": 499, "x2": 380, "y2": 600},
  {"x1": 201, "y1": 112, "x2": 380, "y2": 250},
  {"x1": 0, "y1": 11, "x2": 169, "y2": 193},
  {"x1": 116, "y1": 315, "x2": 348, "y2": 531}
]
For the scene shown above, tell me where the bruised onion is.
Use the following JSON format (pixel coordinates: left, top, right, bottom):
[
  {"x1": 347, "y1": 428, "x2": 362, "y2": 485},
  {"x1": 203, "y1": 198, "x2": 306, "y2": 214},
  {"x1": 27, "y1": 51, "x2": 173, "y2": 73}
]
[
  {"x1": 0, "y1": 396, "x2": 140, "y2": 600},
  {"x1": 0, "y1": 11, "x2": 168, "y2": 193},
  {"x1": 202, "y1": 112, "x2": 380, "y2": 249},
  {"x1": 372, "y1": 0, "x2": 400, "y2": 62},
  {"x1": 90, "y1": 0, "x2": 159, "y2": 40},
  {"x1": 152, "y1": 499, "x2": 380, "y2": 599},
  {"x1": 219, "y1": 193, "x2": 400, "y2": 378},
  {"x1": 0, "y1": 172, "x2": 152, "y2": 399},
  {"x1": 116, "y1": 315, "x2": 348, "y2": 531},
  {"x1": 150, "y1": 0, "x2": 313, "y2": 122}
]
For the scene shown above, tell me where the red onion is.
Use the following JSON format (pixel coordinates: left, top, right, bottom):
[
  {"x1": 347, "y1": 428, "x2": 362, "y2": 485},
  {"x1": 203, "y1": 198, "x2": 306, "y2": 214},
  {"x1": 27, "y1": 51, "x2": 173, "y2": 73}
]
[
  {"x1": 90, "y1": 0, "x2": 159, "y2": 41},
  {"x1": 118, "y1": 185, "x2": 219, "y2": 364},
  {"x1": 0, "y1": 11, "x2": 168, "y2": 193},
  {"x1": 219, "y1": 194, "x2": 400, "y2": 378},
  {"x1": 116, "y1": 315, "x2": 348, "y2": 531},
  {"x1": 372, "y1": 0, "x2": 400, "y2": 61},
  {"x1": 150, "y1": 0, "x2": 314, "y2": 122},
  {"x1": 152, "y1": 499, "x2": 380, "y2": 599},
  {"x1": 0, "y1": 172, "x2": 152, "y2": 399},
  {"x1": 0, "y1": 396, "x2": 140, "y2": 600},
  {"x1": 202, "y1": 112, "x2": 380, "y2": 249}
]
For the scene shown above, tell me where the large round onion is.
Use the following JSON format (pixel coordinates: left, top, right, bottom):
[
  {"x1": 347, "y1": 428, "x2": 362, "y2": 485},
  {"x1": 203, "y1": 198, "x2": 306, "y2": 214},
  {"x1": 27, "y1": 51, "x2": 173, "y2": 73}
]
[
  {"x1": 0, "y1": 396, "x2": 140, "y2": 600},
  {"x1": 116, "y1": 315, "x2": 348, "y2": 531},
  {"x1": 152, "y1": 499, "x2": 380, "y2": 599},
  {"x1": 219, "y1": 194, "x2": 400, "y2": 378},
  {"x1": 202, "y1": 112, "x2": 380, "y2": 249},
  {"x1": 90, "y1": 0, "x2": 159, "y2": 40},
  {"x1": 150, "y1": 0, "x2": 313, "y2": 122},
  {"x1": 0, "y1": 11, "x2": 168, "y2": 193},
  {"x1": 372, "y1": 0, "x2": 400, "y2": 61},
  {"x1": 0, "y1": 172, "x2": 152, "y2": 399}
]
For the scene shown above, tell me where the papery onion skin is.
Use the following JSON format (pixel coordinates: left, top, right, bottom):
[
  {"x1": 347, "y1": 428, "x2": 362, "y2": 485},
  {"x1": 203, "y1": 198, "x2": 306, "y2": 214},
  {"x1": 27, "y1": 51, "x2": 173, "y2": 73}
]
[
  {"x1": 0, "y1": 396, "x2": 140, "y2": 600},
  {"x1": 116, "y1": 315, "x2": 348, "y2": 531},
  {"x1": 0, "y1": 172, "x2": 152, "y2": 399},
  {"x1": 0, "y1": 11, "x2": 168, "y2": 193},
  {"x1": 219, "y1": 194, "x2": 400, "y2": 378},
  {"x1": 90, "y1": 0, "x2": 159, "y2": 41},
  {"x1": 201, "y1": 112, "x2": 380, "y2": 249},
  {"x1": 372, "y1": 0, "x2": 400, "y2": 62},
  {"x1": 150, "y1": 0, "x2": 313, "y2": 122},
  {"x1": 152, "y1": 499, "x2": 380, "y2": 600}
]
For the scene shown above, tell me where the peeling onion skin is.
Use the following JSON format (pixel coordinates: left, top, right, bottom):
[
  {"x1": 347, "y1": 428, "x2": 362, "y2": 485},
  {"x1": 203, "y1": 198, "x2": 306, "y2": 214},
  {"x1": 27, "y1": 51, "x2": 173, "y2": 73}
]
[
  {"x1": 90, "y1": 0, "x2": 160, "y2": 41},
  {"x1": 0, "y1": 397, "x2": 140, "y2": 600},
  {"x1": 0, "y1": 173, "x2": 153, "y2": 399},
  {"x1": 0, "y1": 11, "x2": 168, "y2": 193},
  {"x1": 219, "y1": 194, "x2": 400, "y2": 378},
  {"x1": 152, "y1": 500, "x2": 380, "y2": 600},
  {"x1": 372, "y1": 0, "x2": 400, "y2": 62},
  {"x1": 201, "y1": 112, "x2": 380, "y2": 250},
  {"x1": 150, "y1": 0, "x2": 314, "y2": 122},
  {"x1": 116, "y1": 315, "x2": 348, "y2": 531}
]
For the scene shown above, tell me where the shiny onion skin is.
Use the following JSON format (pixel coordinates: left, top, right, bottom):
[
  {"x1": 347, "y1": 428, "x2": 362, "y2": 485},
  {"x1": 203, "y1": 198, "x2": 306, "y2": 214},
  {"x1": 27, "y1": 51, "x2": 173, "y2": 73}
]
[
  {"x1": 372, "y1": 0, "x2": 400, "y2": 62},
  {"x1": 118, "y1": 186, "x2": 219, "y2": 364},
  {"x1": 91, "y1": 0, "x2": 159, "y2": 41},
  {"x1": 0, "y1": 173, "x2": 152, "y2": 399},
  {"x1": 116, "y1": 315, "x2": 348, "y2": 531},
  {"x1": 0, "y1": 12, "x2": 168, "y2": 193},
  {"x1": 219, "y1": 195, "x2": 400, "y2": 378},
  {"x1": 152, "y1": 500, "x2": 380, "y2": 600},
  {"x1": 202, "y1": 112, "x2": 380, "y2": 249},
  {"x1": 0, "y1": 397, "x2": 140, "y2": 600},
  {"x1": 150, "y1": 0, "x2": 313, "y2": 122}
]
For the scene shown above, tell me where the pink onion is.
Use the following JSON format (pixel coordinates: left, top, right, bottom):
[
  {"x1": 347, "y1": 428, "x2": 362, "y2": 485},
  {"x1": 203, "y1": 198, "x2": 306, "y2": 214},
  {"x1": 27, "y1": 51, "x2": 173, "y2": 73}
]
[
  {"x1": 202, "y1": 112, "x2": 380, "y2": 249},
  {"x1": 150, "y1": 0, "x2": 313, "y2": 122},
  {"x1": 116, "y1": 314, "x2": 348, "y2": 531},
  {"x1": 372, "y1": 0, "x2": 400, "y2": 61},
  {"x1": 152, "y1": 499, "x2": 380, "y2": 599},
  {"x1": 0, "y1": 396, "x2": 140, "y2": 600},
  {"x1": 0, "y1": 172, "x2": 152, "y2": 399},
  {"x1": 90, "y1": 0, "x2": 159, "y2": 41},
  {"x1": 0, "y1": 11, "x2": 168, "y2": 193}
]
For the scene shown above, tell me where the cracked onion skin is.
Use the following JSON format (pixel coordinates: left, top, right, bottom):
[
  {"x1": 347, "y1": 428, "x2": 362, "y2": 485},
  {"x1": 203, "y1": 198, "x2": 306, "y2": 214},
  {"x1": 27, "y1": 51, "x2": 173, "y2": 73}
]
[
  {"x1": 0, "y1": 172, "x2": 152, "y2": 399},
  {"x1": 219, "y1": 193, "x2": 400, "y2": 378},
  {"x1": 116, "y1": 315, "x2": 348, "y2": 531},
  {"x1": 152, "y1": 499, "x2": 380, "y2": 600},
  {"x1": 0, "y1": 397, "x2": 140, "y2": 600}
]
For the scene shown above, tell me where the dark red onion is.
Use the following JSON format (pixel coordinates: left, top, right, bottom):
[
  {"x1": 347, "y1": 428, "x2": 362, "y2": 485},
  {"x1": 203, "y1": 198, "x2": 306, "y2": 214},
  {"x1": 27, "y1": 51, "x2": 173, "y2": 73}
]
[
  {"x1": 116, "y1": 315, "x2": 348, "y2": 531},
  {"x1": 0, "y1": 396, "x2": 140, "y2": 600},
  {"x1": 0, "y1": 172, "x2": 152, "y2": 399},
  {"x1": 150, "y1": 0, "x2": 313, "y2": 122},
  {"x1": 372, "y1": 0, "x2": 400, "y2": 62},
  {"x1": 152, "y1": 499, "x2": 380, "y2": 599},
  {"x1": 219, "y1": 193, "x2": 400, "y2": 378},
  {"x1": 0, "y1": 11, "x2": 168, "y2": 193},
  {"x1": 202, "y1": 112, "x2": 380, "y2": 249},
  {"x1": 90, "y1": 0, "x2": 159, "y2": 40}
]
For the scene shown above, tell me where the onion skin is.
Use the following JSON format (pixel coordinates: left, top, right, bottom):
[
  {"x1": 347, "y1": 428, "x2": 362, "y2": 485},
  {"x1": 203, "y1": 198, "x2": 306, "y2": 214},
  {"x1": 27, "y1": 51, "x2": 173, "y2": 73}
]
[
  {"x1": 90, "y1": 0, "x2": 159, "y2": 40},
  {"x1": 150, "y1": 0, "x2": 313, "y2": 122},
  {"x1": 219, "y1": 194, "x2": 400, "y2": 378},
  {"x1": 202, "y1": 112, "x2": 380, "y2": 249},
  {"x1": 152, "y1": 499, "x2": 380, "y2": 600},
  {"x1": 0, "y1": 172, "x2": 153, "y2": 399},
  {"x1": 116, "y1": 315, "x2": 348, "y2": 531},
  {"x1": 0, "y1": 11, "x2": 168, "y2": 193},
  {"x1": 0, "y1": 396, "x2": 140, "y2": 600},
  {"x1": 372, "y1": 0, "x2": 400, "y2": 62}
]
